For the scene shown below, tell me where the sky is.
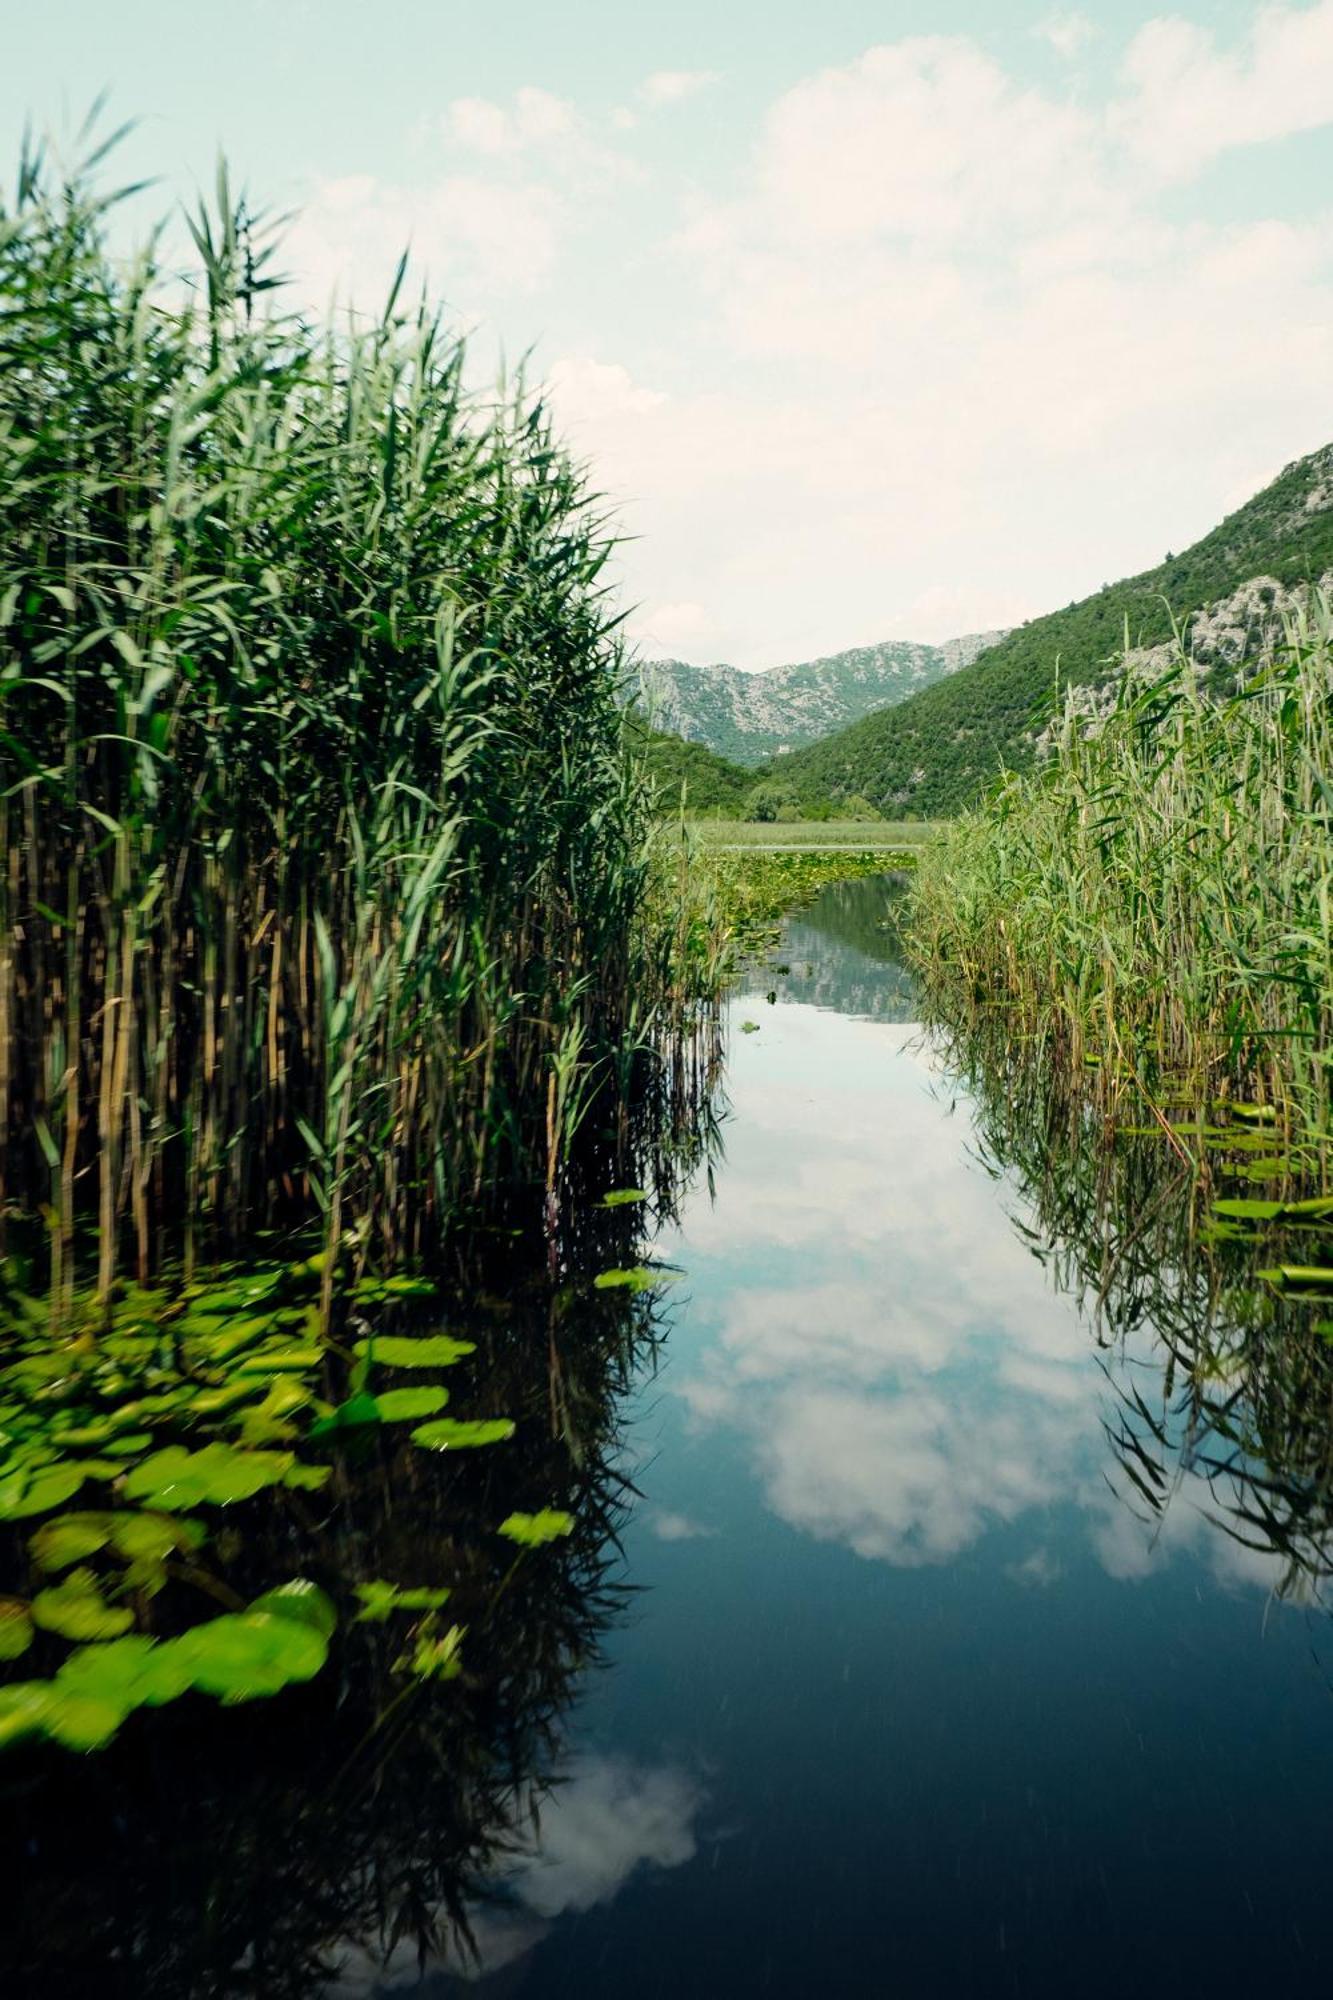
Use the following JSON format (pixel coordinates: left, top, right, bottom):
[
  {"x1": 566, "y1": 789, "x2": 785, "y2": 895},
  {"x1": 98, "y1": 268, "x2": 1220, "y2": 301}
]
[{"x1": 5, "y1": 0, "x2": 1333, "y2": 668}]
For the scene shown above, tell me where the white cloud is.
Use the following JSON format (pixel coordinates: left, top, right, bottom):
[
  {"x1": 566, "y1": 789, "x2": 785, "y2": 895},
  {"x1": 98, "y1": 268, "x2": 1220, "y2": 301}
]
[
  {"x1": 1008, "y1": 1548, "x2": 1065, "y2": 1587},
  {"x1": 1036, "y1": 11, "x2": 1096, "y2": 60},
  {"x1": 630, "y1": 600, "x2": 722, "y2": 661},
  {"x1": 443, "y1": 86, "x2": 579, "y2": 157},
  {"x1": 286, "y1": 88, "x2": 634, "y2": 313},
  {"x1": 611, "y1": 19, "x2": 1333, "y2": 660},
  {"x1": 651, "y1": 1509, "x2": 717, "y2": 1541},
  {"x1": 1114, "y1": 1, "x2": 1333, "y2": 181},
  {"x1": 329, "y1": 1755, "x2": 703, "y2": 1992},
  {"x1": 665, "y1": 1000, "x2": 1320, "y2": 1594},
  {"x1": 500, "y1": 1755, "x2": 703, "y2": 1920},
  {"x1": 640, "y1": 69, "x2": 721, "y2": 106},
  {"x1": 756, "y1": 1382, "x2": 1069, "y2": 1565},
  {"x1": 287, "y1": 170, "x2": 565, "y2": 303},
  {"x1": 283, "y1": 16, "x2": 1333, "y2": 668}
]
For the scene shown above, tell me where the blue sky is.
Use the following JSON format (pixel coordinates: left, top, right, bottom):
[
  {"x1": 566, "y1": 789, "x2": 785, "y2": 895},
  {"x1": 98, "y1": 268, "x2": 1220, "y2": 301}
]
[{"x1": 7, "y1": 1, "x2": 1333, "y2": 666}]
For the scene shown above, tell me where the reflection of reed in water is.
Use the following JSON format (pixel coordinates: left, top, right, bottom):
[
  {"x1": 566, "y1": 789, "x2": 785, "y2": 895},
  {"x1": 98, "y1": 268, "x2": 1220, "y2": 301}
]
[
  {"x1": 2, "y1": 1038, "x2": 724, "y2": 1998},
  {"x1": 937, "y1": 1008, "x2": 1333, "y2": 1619}
]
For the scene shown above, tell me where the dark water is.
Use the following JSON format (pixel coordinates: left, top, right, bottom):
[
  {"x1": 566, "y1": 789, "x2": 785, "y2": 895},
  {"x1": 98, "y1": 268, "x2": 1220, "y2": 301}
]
[
  {"x1": 352, "y1": 874, "x2": 1333, "y2": 1997},
  {"x1": 12, "y1": 875, "x2": 1333, "y2": 1996}
]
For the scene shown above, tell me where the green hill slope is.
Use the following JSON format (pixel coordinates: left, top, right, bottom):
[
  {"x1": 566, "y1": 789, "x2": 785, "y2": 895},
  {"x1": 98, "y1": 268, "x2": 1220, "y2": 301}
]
[
  {"x1": 629, "y1": 717, "x2": 754, "y2": 814},
  {"x1": 774, "y1": 442, "x2": 1333, "y2": 817}
]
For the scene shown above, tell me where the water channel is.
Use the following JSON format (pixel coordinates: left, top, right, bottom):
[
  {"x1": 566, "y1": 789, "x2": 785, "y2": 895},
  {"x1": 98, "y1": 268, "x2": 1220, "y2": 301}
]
[
  {"x1": 349, "y1": 872, "x2": 1333, "y2": 1996},
  {"x1": 11, "y1": 873, "x2": 1333, "y2": 1996}
]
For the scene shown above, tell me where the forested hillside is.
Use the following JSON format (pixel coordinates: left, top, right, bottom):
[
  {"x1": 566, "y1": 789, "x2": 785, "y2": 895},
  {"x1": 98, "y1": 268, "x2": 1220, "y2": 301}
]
[
  {"x1": 774, "y1": 443, "x2": 1333, "y2": 816},
  {"x1": 629, "y1": 717, "x2": 754, "y2": 814}
]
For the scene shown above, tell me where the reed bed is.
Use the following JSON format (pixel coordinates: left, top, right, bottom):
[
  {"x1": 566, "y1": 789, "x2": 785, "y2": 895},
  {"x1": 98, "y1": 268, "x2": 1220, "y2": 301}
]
[
  {"x1": 911, "y1": 599, "x2": 1333, "y2": 1176},
  {"x1": 0, "y1": 135, "x2": 721, "y2": 1317}
]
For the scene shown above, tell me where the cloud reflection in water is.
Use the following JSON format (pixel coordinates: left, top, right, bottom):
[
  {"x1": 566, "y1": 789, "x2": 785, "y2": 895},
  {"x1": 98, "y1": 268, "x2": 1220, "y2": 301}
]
[{"x1": 671, "y1": 999, "x2": 1285, "y2": 1592}]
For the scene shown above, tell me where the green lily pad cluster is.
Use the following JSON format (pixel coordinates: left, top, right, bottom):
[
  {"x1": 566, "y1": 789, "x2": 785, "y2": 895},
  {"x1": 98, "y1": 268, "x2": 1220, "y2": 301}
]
[
  {"x1": 1, "y1": 1249, "x2": 591, "y2": 1757},
  {"x1": 0, "y1": 1579, "x2": 335, "y2": 1752}
]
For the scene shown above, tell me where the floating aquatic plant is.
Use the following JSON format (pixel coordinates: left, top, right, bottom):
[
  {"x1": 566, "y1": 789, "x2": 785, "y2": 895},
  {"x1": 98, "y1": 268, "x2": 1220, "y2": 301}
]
[{"x1": 498, "y1": 1510, "x2": 574, "y2": 1547}]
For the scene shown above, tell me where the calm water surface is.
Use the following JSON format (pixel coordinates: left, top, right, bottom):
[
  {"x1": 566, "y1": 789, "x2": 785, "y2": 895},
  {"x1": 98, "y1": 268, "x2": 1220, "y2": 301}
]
[{"x1": 386, "y1": 875, "x2": 1333, "y2": 1997}]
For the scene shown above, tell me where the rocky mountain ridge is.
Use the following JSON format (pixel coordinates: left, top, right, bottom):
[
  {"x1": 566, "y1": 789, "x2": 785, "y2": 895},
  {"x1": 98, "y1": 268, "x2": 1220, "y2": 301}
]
[{"x1": 632, "y1": 629, "x2": 1008, "y2": 766}]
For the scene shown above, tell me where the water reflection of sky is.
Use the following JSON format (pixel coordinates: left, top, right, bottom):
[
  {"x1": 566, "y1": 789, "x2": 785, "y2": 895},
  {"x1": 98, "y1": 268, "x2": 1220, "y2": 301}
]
[{"x1": 370, "y1": 878, "x2": 1333, "y2": 1996}]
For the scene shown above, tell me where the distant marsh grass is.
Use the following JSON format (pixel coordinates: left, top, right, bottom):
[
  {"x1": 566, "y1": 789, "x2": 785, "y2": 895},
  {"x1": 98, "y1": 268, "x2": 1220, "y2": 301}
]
[{"x1": 690, "y1": 819, "x2": 937, "y2": 849}]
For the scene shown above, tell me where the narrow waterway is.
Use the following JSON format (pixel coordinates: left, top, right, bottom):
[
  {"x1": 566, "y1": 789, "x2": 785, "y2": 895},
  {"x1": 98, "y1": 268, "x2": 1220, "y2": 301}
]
[{"x1": 398, "y1": 874, "x2": 1333, "y2": 1996}]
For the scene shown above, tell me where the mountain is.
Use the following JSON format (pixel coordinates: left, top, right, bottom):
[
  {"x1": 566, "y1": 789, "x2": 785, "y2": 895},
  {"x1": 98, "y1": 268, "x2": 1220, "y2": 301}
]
[
  {"x1": 773, "y1": 442, "x2": 1333, "y2": 818},
  {"x1": 632, "y1": 630, "x2": 1008, "y2": 766}
]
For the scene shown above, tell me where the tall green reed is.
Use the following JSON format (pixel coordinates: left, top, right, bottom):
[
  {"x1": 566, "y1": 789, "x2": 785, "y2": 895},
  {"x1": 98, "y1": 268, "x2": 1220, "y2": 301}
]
[
  {"x1": 0, "y1": 135, "x2": 718, "y2": 1320},
  {"x1": 911, "y1": 599, "x2": 1333, "y2": 1174}
]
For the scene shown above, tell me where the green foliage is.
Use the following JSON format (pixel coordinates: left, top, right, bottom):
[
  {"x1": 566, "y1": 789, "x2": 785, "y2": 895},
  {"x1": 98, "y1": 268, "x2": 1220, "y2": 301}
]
[
  {"x1": 778, "y1": 442, "x2": 1333, "y2": 814},
  {"x1": 702, "y1": 848, "x2": 907, "y2": 958},
  {"x1": 352, "y1": 1581, "x2": 451, "y2": 1624},
  {"x1": 912, "y1": 604, "x2": 1333, "y2": 1179},
  {"x1": 352, "y1": 1335, "x2": 476, "y2": 1369},
  {"x1": 631, "y1": 714, "x2": 754, "y2": 814},
  {"x1": 31, "y1": 1571, "x2": 134, "y2": 1641},
  {"x1": 409, "y1": 1418, "x2": 516, "y2": 1451},
  {"x1": 124, "y1": 1444, "x2": 298, "y2": 1511},
  {"x1": 498, "y1": 1509, "x2": 574, "y2": 1547},
  {"x1": 591, "y1": 1266, "x2": 682, "y2": 1292},
  {"x1": 0, "y1": 135, "x2": 721, "y2": 1309},
  {"x1": 0, "y1": 1599, "x2": 33, "y2": 1660}
]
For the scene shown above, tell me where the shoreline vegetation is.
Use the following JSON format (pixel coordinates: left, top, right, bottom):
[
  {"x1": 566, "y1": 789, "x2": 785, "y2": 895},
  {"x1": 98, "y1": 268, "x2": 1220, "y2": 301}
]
[
  {"x1": 0, "y1": 136, "x2": 737, "y2": 1767},
  {"x1": 910, "y1": 602, "x2": 1333, "y2": 1222},
  {"x1": 0, "y1": 141, "x2": 726, "y2": 1328}
]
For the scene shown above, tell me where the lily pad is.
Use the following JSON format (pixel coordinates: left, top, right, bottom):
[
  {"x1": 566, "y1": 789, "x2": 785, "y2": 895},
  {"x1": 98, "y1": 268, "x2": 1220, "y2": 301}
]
[
  {"x1": 0, "y1": 1462, "x2": 87, "y2": 1520},
  {"x1": 124, "y1": 1443, "x2": 294, "y2": 1510},
  {"x1": 0, "y1": 1679, "x2": 125, "y2": 1752},
  {"x1": 0, "y1": 1598, "x2": 33, "y2": 1660},
  {"x1": 353, "y1": 1580, "x2": 451, "y2": 1624},
  {"x1": 306, "y1": 1391, "x2": 381, "y2": 1441},
  {"x1": 235, "y1": 1346, "x2": 322, "y2": 1375},
  {"x1": 396, "y1": 1621, "x2": 466, "y2": 1682},
  {"x1": 250, "y1": 1578, "x2": 336, "y2": 1641},
  {"x1": 56, "y1": 1634, "x2": 195, "y2": 1711},
  {"x1": 593, "y1": 1266, "x2": 683, "y2": 1294},
  {"x1": 352, "y1": 1275, "x2": 438, "y2": 1300},
  {"x1": 353, "y1": 1335, "x2": 475, "y2": 1369},
  {"x1": 373, "y1": 1386, "x2": 448, "y2": 1422},
  {"x1": 410, "y1": 1418, "x2": 515, "y2": 1452},
  {"x1": 282, "y1": 1462, "x2": 333, "y2": 1492},
  {"x1": 29, "y1": 1512, "x2": 113, "y2": 1570},
  {"x1": 174, "y1": 1596, "x2": 330, "y2": 1703},
  {"x1": 111, "y1": 1510, "x2": 206, "y2": 1564},
  {"x1": 0, "y1": 1681, "x2": 57, "y2": 1750},
  {"x1": 31, "y1": 1568, "x2": 135, "y2": 1642},
  {"x1": 498, "y1": 1509, "x2": 574, "y2": 1547}
]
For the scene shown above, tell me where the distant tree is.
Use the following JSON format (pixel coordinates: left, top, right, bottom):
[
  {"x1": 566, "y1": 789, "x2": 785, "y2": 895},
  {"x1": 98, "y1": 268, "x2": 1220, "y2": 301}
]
[{"x1": 745, "y1": 781, "x2": 797, "y2": 822}]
